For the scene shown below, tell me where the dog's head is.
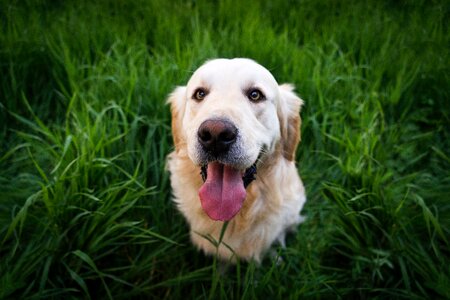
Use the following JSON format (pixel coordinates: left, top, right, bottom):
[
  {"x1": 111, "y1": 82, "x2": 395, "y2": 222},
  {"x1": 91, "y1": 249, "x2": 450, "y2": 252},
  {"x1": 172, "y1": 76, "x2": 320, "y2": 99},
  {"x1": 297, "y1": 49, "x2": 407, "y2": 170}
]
[{"x1": 168, "y1": 58, "x2": 303, "y2": 221}]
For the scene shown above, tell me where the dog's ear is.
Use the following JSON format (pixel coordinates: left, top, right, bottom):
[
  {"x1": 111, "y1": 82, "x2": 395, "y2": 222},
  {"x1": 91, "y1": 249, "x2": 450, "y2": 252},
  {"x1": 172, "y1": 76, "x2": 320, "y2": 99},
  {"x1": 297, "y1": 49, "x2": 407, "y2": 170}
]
[
  {"x1": 277, "y1": 84, "x2": 303, "y2": 161},
  {"x1": 167, "y1": 86, "x2": 187, "y2": 153}
]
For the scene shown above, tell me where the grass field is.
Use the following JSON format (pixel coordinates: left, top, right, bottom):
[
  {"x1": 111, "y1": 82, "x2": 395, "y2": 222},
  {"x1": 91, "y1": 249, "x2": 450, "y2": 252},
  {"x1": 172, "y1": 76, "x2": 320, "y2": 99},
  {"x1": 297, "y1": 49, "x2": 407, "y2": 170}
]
[{"x1": 0, "y1": 0, "x2": 449, "y2": 298}]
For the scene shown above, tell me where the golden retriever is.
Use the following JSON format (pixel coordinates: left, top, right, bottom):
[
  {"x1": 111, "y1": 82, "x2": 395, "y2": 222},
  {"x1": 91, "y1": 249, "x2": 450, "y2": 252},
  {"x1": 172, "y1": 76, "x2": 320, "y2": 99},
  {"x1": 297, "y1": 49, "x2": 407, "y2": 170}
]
[{"x1": 167, "y1": 58, "x2": 306, "y2": 263}]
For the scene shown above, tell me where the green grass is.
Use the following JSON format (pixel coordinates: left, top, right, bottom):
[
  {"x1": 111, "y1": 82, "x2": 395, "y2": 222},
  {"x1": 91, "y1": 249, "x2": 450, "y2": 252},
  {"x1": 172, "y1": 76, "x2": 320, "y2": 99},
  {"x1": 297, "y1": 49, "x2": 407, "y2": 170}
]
[{"x1": 0, "y1": 0, "x2": 449, "y2": 298}]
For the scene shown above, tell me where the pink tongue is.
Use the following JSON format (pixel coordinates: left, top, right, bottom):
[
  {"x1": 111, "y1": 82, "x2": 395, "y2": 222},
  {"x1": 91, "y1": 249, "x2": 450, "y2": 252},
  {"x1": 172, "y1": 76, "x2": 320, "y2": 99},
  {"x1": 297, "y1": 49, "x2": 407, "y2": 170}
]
[{"x1": 198, "y1": 162, "x2": 246, "y2": 221}]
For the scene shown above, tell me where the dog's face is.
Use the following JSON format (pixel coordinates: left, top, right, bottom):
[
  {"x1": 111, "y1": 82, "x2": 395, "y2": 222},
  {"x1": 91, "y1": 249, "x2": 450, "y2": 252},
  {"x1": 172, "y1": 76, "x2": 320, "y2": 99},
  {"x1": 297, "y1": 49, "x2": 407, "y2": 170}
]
[
  {"x1": 169, "y1": 58, "x2": 302, "y2": 221},
  {"x1": 185, "y1": 58, "x2": 280, "y2": 169}
]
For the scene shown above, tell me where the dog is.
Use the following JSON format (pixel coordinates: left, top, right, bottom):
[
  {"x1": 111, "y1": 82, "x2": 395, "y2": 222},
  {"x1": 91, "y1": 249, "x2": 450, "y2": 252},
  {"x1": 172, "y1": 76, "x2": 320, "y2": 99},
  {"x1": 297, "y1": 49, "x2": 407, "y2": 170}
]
[{"x1": 167, "y1": 58, "x2": 306, "y2": 263}]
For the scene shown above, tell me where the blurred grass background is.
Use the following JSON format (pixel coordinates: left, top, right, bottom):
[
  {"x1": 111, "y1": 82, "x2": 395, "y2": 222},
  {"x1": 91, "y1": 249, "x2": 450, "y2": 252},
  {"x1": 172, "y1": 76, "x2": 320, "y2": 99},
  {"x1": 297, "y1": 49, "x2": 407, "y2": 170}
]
[{"x1": 0, "y1": 0, "x2": 449, "y2": 298}]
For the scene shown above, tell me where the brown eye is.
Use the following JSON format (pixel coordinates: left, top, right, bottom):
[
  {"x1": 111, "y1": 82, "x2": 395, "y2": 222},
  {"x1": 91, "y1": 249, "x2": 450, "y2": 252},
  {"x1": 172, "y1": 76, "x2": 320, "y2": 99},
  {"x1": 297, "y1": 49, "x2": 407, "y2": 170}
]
[
  {"x1": 248, "y1": 89, "x2": 265, "y2": 102},
  {"x1": 193, "y1": 88, "x2": 208, "y2": 101}
]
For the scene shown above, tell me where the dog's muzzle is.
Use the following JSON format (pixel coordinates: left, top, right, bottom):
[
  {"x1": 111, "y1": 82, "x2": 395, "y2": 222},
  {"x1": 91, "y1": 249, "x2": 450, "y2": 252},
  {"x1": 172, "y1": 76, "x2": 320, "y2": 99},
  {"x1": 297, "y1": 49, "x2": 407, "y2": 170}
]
[
  {"x1": 197, "y1": 118, "x2": 257, "y2": 188},
  {"x1": 197, "y1": 119, "x2": 237, "y2": 157}
]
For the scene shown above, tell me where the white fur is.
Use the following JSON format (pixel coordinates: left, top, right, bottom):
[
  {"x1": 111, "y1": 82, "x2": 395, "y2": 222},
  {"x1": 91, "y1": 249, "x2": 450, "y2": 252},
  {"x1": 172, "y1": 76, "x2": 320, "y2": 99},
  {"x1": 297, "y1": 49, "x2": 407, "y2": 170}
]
[{"x1": 167, "y1": 58, "x2": 306, "y2": 262}]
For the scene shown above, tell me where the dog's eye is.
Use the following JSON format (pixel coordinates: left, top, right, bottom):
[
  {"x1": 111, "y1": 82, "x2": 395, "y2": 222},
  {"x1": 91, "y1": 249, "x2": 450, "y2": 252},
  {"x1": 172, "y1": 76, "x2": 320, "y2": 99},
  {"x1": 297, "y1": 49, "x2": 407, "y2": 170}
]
[
  {"x1": 193, "y1": 88, "x2": 208, "y2": 101},
  {"x1": 247, "y1": 89, "x2": 265, "y2": 102}
]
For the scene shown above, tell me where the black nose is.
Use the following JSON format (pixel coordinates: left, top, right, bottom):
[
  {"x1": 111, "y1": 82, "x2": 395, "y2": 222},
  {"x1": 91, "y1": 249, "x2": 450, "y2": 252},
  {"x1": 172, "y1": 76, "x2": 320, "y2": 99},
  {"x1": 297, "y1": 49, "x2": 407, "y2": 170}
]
[{"x1": 198, "y1": 119, "x2": 238, "y2": 155}]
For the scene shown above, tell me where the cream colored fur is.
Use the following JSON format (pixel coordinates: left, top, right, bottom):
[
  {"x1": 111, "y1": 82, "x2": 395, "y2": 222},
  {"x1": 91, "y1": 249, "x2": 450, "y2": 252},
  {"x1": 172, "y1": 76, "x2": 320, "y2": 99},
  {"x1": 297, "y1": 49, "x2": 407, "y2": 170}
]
[{"x1": 167, "y1": 58, "x2": 306, "y2": 263}]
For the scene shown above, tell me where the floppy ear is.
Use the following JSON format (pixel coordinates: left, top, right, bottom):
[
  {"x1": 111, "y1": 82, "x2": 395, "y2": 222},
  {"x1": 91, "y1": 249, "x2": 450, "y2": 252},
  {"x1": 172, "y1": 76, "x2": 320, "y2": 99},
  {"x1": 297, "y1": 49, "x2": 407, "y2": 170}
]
[
  {"x1": 167, "y1": 86, "x2": 187, "y2": 153},
  {"x1": 277, "y1": 84, "x2": 304, "y2": 161}
]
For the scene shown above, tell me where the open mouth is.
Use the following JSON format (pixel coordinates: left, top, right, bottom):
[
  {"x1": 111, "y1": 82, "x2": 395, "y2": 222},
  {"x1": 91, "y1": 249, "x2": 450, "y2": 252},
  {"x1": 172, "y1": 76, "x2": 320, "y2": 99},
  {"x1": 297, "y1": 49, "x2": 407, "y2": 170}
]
[
  {"x1": 198, "y1": 162, "x2": 257, "y2": 221},
  {"x1": 200, "y1": 163, "x2": 257, "y2": 188}
]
